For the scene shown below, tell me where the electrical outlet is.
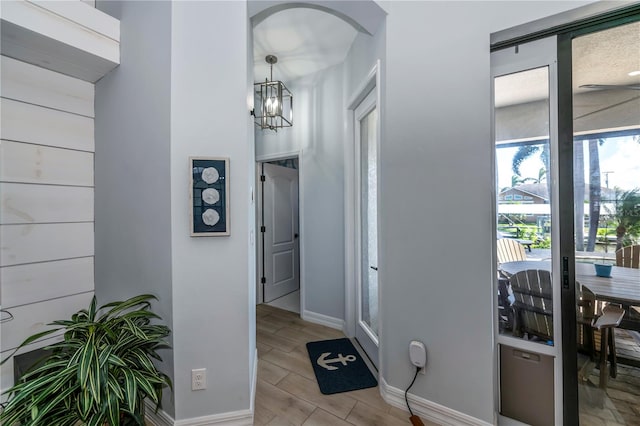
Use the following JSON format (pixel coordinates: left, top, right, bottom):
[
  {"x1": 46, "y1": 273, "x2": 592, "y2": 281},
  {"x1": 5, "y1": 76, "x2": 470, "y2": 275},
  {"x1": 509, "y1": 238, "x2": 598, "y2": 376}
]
[
  {"x1": 192, "y1": 368, "x2": 207, "y2": 390},
  {"x1": 409, "y1": 340, "x2": 427, "y2": 374}
]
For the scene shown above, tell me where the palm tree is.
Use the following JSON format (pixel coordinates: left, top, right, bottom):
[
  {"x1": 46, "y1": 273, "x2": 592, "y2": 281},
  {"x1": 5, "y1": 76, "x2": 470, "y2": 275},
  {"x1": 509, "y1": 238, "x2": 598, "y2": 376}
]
[
  {"x1": 573, "y1": 138, "x2": 608, "y2": 252},
  {"x1": 511, "y1": 174, "x2": 526, "y2": 187},
  {"x1": 512, "y1": 144, "x2": 549, "y2": 181},
  {"x1": 585, "y1": 139, "x2": 602, "y2": 252},
  {"x1": 574, "y1": 141, "x2": 585, "y2": 251},
  {"x1": 612, "y1": 188, "x2": 640, "y2": 251}
]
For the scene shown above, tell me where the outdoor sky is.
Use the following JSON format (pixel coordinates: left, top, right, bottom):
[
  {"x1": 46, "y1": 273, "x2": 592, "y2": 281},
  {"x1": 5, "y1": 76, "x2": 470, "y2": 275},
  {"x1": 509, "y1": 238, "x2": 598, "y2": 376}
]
[{"x1": 496, "y1": 135, "x2": 640, "y2": 193}]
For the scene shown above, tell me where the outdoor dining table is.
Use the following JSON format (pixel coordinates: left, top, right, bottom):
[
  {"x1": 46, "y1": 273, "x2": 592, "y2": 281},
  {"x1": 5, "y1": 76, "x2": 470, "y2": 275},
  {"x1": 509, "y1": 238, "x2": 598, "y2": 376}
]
[
  {"x1": 499, "y1": 260, "x2": 640, "y2": 365},
  {"x1": 499, "y1": 261, "x2": 640, "y2": 312}
]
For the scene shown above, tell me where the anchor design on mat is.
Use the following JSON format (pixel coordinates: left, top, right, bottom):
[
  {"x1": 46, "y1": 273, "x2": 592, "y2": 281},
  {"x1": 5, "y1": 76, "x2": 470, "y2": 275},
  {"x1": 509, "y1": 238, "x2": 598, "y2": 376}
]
[{"x1": 317, "y1": 352, "x2": 357, "y2": 371}]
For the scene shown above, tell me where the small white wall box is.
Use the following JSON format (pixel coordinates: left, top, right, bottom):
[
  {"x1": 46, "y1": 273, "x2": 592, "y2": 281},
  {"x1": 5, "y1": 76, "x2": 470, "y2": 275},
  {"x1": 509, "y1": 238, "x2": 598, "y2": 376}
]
[{"x1": 409, "y1": 340, "x2": 427, "y2": 368}]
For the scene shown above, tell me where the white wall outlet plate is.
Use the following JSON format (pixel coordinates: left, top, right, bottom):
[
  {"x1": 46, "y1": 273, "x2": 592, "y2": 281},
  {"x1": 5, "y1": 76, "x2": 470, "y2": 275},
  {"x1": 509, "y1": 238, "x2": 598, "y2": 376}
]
[{"x1": 192, "y1": 368, "x2": 207, "y2": 390}]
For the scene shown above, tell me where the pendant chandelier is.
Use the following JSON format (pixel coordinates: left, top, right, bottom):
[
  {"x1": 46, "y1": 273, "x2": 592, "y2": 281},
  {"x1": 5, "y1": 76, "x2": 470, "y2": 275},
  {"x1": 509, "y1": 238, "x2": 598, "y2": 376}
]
[{"x1": 254, "y1": 55, "x2": 293, "y2": 131}]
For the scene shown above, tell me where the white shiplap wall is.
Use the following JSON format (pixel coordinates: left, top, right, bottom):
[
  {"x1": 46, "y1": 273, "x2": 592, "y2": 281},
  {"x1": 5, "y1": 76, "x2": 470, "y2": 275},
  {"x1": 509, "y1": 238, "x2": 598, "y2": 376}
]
[{"x1": 0, "y1": 56, "x2": 95, "y2": 391}]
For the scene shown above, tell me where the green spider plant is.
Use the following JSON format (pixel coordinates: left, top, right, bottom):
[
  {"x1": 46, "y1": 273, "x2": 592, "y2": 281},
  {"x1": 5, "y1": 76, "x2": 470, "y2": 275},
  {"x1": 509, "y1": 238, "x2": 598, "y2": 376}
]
[{"x1": 0, "y1": 294, "x2": 172, "y2": 426}]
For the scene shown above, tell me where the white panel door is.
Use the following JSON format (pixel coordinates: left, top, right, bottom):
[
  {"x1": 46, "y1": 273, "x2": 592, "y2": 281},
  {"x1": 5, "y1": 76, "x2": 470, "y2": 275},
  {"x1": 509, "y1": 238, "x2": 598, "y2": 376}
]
[{"x1": 263, "y1": 163, "x2": 299, "y2": 303}]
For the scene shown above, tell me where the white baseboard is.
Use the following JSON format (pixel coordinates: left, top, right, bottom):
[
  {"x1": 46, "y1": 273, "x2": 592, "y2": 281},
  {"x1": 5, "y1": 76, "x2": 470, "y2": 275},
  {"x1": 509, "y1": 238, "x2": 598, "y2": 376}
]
[
  {"x1": 146, "y1": 404, "x2": 253, "y2": 426},
  {"x1": 498, "y1": 414, "x2": 530, "y2": 425},
  {"x1": 301, "y1": 309, "x2": 345, "y2": 331},
  {"x1": 173, "y1": 410, "x2": 253, "y2": 426},
  {"x1": 250, "y1": 348, "x2": 258, "y2": 414},
  {"x1": 145, "y1": 350, "x2": 257, "y2": 426},
  {"x1": 145, "y1": 399, "x2": 174, "y2": 426},
  {"x1": 379, "y1": 377, "x2": 493, "y2": 426}
]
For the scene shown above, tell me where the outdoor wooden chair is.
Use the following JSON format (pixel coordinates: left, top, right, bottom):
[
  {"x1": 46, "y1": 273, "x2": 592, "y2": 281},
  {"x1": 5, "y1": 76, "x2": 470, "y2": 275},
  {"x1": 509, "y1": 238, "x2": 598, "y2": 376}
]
[
  {"x1": 510, "y1": 269, "x2": 553, "y2": 341},
  {"x1": 592, "y1": 305, "x2": 625, "y2": 388},
  {"x1": 577, "y1": 284, "x2": 597, "y2": 360},
  {"x1": 615, "y1": 245, "x2": 640, "y2": 319},
  {"x1": 615, "y1": 244, "x2": 640, "y2": 269},
  {"x1": 497, "y1": 238, "x2": 527, "y2": 265},
  {"x1": 578, "y1": 304, "x2": 626, "y2": 406}
]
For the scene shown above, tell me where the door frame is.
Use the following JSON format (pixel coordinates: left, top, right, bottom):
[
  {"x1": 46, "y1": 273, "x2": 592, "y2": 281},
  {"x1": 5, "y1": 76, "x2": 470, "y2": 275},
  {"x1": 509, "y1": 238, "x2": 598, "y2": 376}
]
[
  {"x1": 345, "y1": 61, "x2": 382, "y2": 364},
  {"x1": 491, "y1": 36, "x2": 564, "y2": 425},
  {"x1": 255, "y1": 151, "x2": 304, "y2": 314}
]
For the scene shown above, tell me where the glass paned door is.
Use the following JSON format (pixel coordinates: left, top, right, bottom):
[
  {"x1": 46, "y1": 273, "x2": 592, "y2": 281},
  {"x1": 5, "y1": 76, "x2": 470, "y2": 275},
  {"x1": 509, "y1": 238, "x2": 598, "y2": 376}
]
[
  {"x1": 495, "y1": 66, "x2": 554, "y2": 347},
  {"x1": 361, "y1": 107, "x2": 378, "y2": 335},
  {"x1": 572, "y1": 21, "x2": 640, "y2": 425},
  {"x1": 355, "y1": 89, "x2": 379, "y2": 367},
  {"x1": 493, "y1": 36, "x2": 562, "y2": 426}
]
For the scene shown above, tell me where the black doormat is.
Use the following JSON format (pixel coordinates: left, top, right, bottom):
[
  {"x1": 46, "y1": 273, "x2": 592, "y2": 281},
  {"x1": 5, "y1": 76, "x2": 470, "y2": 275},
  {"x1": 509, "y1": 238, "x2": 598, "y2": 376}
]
[{"x1": 306, "y1": 338, "x2": 377, "y2": 395}]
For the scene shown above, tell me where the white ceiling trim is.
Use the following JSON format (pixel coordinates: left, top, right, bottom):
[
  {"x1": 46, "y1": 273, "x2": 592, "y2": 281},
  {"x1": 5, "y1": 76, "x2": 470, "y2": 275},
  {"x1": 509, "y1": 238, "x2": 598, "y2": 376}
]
[{"x1": 253, "y1": 7, "x2": 358, "y2": 83}]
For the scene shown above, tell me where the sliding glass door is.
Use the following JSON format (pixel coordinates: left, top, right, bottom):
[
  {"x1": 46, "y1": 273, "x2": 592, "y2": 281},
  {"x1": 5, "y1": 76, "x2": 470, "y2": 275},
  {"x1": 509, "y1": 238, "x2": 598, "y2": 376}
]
[
  {"x1": 571, "y1": 21, "x2": 640, "y2": 425},
  {"x1": 493, "y1": 16, "x2": 640, "y2": 425}
]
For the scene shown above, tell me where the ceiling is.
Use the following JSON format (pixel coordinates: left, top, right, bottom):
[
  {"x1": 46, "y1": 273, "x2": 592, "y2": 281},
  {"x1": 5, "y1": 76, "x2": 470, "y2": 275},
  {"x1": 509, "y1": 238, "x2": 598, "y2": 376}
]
[
  {"x1": 495, "y1": 20, "x2": 640, "y2": 108},
  {"x1": 253, "y1": 8, "x2": 358, "y2": 83},
  {"x1": 254, "y1": 10, "x2": 639, "y2": 110}
]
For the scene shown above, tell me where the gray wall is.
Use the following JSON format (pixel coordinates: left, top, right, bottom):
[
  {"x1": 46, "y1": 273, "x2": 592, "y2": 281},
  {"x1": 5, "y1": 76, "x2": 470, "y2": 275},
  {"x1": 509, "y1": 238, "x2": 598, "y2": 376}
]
[
  {"x1": 380, "y1": 1, "x2": 593, "y2": 422},
  {"x1": 297, "y1": 65, "x2": 346, "y2": 319},
  {"x1": 94, "y1": 0, "x2": 175, "y2": 417},
  {"x1": 92, "y1": 0, "x2": 602, "y2": 423},
  {"x1": 256, "y1": 63, "x2": 347, "y2": 321},
  {"x1": 170, "y1": 1, "x2": 254, "y2": 420},
  {"x1": 344, "y1": 30, "x2": 385, "y2": 100}
]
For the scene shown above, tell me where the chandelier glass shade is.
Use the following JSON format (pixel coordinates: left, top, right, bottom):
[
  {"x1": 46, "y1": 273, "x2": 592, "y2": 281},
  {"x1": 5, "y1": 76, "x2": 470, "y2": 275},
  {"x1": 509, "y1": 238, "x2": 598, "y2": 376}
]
[{"x1": 254, "y1": 55, "x2": 293, "y2": 131}]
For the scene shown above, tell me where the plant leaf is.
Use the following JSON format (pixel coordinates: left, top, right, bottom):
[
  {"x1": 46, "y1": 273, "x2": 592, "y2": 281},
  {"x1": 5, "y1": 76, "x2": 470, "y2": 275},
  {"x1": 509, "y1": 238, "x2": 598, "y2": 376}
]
[
  {"x1": 122, "y1": 369, "x2": 138, "y2": 413},
  {"x1": 30, "y1": 384, "x2": 79, "y2": 424},
  {"x1": 106, "y1": 389, "x2": 120, "y2": 426}
]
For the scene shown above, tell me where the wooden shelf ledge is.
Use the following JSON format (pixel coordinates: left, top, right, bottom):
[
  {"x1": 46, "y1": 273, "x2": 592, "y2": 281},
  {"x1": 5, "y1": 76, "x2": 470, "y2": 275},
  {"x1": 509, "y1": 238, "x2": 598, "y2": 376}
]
[{"x1": 1, "y1": 0, "x2": 120, "y2": 82}]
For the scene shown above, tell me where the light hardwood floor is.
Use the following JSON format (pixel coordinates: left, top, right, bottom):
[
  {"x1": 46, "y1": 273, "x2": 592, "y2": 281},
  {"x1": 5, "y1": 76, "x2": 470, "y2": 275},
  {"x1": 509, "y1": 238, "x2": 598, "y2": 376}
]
[{"x1": 254, "y1": 304, "x2": 439, "y2": 426}]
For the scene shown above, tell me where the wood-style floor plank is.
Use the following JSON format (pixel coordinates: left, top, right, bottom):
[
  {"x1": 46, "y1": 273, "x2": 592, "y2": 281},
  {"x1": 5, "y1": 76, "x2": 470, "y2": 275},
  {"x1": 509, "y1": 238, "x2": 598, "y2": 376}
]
[
  {"x1": 257, "y1": 329, "x2": 299, "y2": 352},
  {"x1": 345, "y1": 401, "x2": 409, "y2": 426},
  {"x1": 343, "y1": 385, "x2": 391, "y2": 413},
  {"x1": 301, "y1": 323, "x2": 345, "y2": 340},
  {"x1": 257, "y1": 341, "x2": 274, "y2": 357},
  {"x1": 275, "y1": 326, "x2": 330, "y2": 345},
  {"x1": 254, "y1": 304, "x2": 437, "y2": 426},
  {"x1": 261, "y1": 347, "x2": 317, "y2": 381},
  {"x1": 266, "y1": 416, "x2": 299, "y2": 426},
  {"x1": 256, "y1": 379, "x2": 315, "y2": 425},
  {"x1": 258, "y1": 359, "x2": 290, "y2": 385},
  {"x1": 254, "y1": 399, "x2": 278, "y2": 426},
  {"x1": 302, "y1": 408, "x2": 354, "y2": 426},
  {"x1": 277, "y1": 372, "x2": 357, "y2": 419}
]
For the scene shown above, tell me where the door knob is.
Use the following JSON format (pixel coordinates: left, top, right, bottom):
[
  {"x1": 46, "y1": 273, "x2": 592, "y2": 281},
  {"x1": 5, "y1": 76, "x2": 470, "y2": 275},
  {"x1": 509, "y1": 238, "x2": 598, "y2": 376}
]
[
  {"x1": 370, "y1": 266, "x2": 378, "y2": 271},
  {"x1": 294, "y1": 233, "x2": 299, "y2": 239}
]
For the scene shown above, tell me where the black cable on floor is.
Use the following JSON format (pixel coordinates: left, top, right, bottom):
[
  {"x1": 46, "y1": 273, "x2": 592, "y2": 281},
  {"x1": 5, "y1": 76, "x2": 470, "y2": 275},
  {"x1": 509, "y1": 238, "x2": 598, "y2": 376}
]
[{"x1": 405, "y1": 366, "x2": 421, "y2": 416}]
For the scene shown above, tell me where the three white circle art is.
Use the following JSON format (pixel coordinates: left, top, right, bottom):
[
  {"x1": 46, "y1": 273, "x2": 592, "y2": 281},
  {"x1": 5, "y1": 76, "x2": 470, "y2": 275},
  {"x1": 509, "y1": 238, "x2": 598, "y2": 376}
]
[
  {"x1": 201, "y1": 167, "x2": 221, "y2": 227},
  {"x1": 201, "y1": 167, "x2": 219, "y2": 184},
  {"x1": 202, "y1": 188, "x2": 220, "y2": 205},
  {"x1": 202, "y1": 209, "x2": 220, "y2": 226}
]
